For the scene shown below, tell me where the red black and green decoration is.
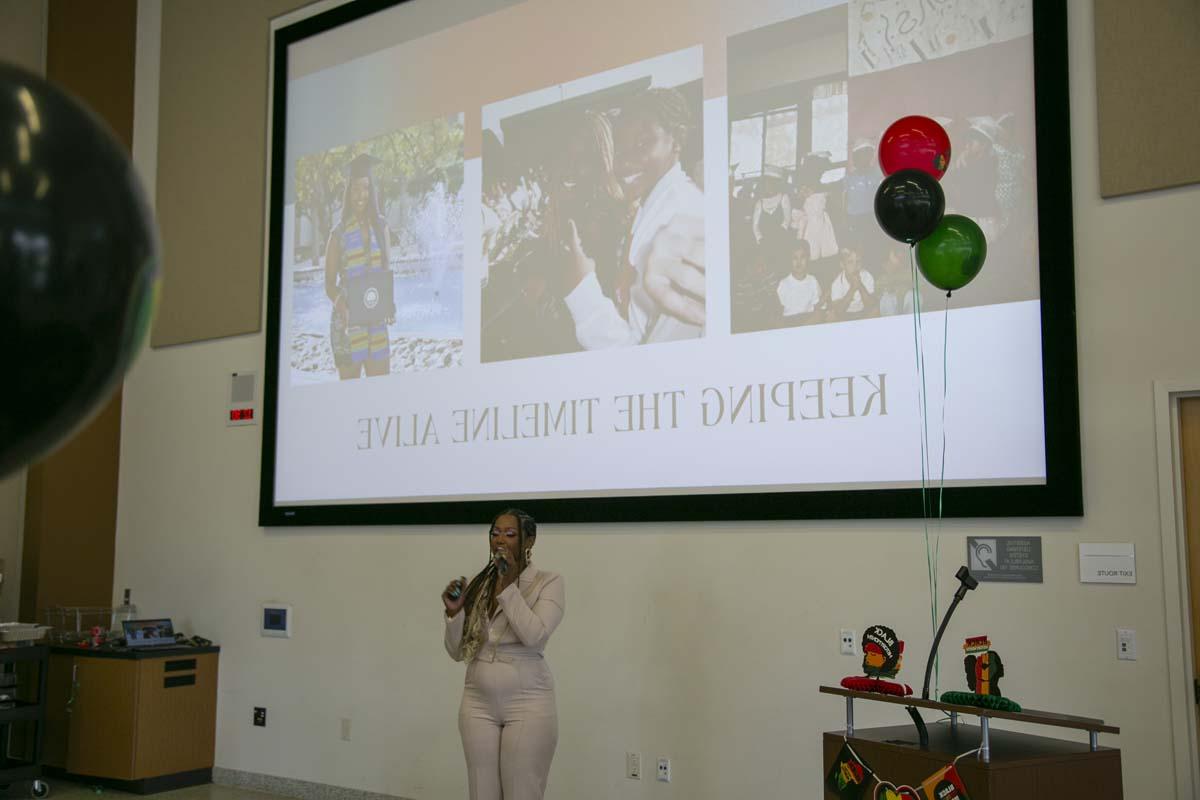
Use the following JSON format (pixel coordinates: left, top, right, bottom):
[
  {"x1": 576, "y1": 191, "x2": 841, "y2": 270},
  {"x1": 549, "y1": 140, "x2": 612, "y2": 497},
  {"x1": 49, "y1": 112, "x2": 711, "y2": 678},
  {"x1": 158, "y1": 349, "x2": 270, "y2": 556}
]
[
  {"x1": 825, "y1": 741, "x2": 874, "y2": 799},
  {"x1": 939, "y1": 635, "x2": 1022, "y2": 713},
  {"x1": 840, "y1": 625, "x2": 913, "y2": 697},
  {"x1": 919, "y1": 765, "x2": 971, "y2": 800},
  {"x1": 824, "y1": 737, "x2": 977, "y2": 799}
]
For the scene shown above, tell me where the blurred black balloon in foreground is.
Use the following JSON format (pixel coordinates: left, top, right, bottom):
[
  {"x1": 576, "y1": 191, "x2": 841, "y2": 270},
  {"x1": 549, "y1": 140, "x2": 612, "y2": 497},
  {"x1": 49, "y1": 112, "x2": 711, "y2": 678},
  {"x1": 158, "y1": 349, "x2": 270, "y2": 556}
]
[{"x1": 0, "y1": 63, "x2": 160, "y2": 478}]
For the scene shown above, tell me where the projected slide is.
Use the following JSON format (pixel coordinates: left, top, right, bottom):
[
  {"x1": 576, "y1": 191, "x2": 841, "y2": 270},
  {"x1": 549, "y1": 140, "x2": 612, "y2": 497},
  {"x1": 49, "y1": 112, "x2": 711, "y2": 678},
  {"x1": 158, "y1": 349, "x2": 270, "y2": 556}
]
[{"x1": 264, "y1": 0, "x2": 1074, "y2": 518}]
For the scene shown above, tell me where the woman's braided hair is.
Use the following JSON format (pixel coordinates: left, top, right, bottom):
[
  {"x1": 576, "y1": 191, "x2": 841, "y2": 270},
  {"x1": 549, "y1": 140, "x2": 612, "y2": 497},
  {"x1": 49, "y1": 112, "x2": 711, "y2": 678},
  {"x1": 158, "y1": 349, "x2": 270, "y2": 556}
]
[{"x1": 459, "y1": 508, "x2": 537, "y2": 663}]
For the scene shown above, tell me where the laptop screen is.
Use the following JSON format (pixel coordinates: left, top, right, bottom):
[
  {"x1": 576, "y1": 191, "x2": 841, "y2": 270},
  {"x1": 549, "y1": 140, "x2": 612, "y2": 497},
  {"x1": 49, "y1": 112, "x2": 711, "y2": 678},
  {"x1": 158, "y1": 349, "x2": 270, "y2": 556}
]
[{"x1": 123, "y1": 619, "x2": 175, "y2": 647}]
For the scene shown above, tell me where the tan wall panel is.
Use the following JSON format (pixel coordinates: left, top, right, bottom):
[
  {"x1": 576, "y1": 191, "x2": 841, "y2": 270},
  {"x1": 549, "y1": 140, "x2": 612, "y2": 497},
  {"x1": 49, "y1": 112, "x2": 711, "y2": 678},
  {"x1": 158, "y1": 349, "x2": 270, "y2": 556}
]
[
  {"x1": 151, "y1": 0, "x2": 309, "y2": 347},
  {"x1": 1094, "y1": 0, "x2": 1200, "y2": 197},
  {"x1": 19, "y1": 0, "x2": 137, "y2": 624},
  {"x1": 20, "y1": 392, "x2": 123, "y2": 621}
]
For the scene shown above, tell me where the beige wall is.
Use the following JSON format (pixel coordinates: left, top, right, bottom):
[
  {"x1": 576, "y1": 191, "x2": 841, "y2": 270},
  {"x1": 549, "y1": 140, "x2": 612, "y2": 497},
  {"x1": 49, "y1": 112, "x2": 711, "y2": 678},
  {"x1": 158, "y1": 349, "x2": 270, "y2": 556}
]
[
  {"x1": 0, "y1": 0, "x2": 47, "y2": 623},
  {"x1": 115, "y1": 2, "x2": 1200, "y2": 798},
  {"x1": 0, "y1": 0, "x2": 46, "y2": 74}
]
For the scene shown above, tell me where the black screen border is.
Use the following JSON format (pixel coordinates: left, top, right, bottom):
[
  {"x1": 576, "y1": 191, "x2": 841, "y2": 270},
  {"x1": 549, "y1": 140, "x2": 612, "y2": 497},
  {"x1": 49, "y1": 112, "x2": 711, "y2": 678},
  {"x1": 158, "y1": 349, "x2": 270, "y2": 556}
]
[{"x1": 259, "y1": 0, "x2": 1081, "y2": 526}]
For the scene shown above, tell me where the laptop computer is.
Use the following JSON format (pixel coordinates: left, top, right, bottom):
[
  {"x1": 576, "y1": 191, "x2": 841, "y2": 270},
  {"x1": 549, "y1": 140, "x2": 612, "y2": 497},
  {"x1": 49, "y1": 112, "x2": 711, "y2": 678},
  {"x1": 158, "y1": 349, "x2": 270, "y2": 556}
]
[
  {"x1": 123, "y1": 618, "x2": 177, "y2": 649},
  {"x1": 344, "y1": 269, "x2": 393, "y2": 328}
]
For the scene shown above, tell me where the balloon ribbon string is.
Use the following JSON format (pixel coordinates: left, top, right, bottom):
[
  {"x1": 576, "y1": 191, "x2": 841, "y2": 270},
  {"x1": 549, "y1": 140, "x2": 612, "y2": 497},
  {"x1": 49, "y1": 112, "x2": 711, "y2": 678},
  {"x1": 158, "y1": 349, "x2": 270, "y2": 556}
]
[
  {"x1": 940, "y1": 294, "x2": 950, "y2": 523},
  {"x1": 909, "y1": 245, "x2": 938, "y2": 694}
]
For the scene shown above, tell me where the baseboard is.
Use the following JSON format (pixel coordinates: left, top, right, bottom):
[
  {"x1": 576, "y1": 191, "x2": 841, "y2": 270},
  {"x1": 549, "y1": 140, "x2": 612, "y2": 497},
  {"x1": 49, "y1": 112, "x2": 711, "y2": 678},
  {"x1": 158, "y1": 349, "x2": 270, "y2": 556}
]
[
  {"x1": 213, "y1": 767, "x2": 414, "y2": 800},
  {"x1": 44, "y1": 766, "x2": 211, "y2": 795}
]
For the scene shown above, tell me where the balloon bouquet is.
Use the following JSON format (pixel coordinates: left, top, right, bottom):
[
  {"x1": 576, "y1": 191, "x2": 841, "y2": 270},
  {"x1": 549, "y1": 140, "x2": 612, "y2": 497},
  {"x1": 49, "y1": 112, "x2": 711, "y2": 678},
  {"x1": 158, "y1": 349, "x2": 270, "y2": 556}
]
[
  {"x1": 874, "y1": 116, "x2": 989, "y2": 705},
  {"x1": 874, "y1": 115, "x2": 987, "y2": 292},
  {"x1": 0, "y1": 63, "x2": 160, "y2": 478}
]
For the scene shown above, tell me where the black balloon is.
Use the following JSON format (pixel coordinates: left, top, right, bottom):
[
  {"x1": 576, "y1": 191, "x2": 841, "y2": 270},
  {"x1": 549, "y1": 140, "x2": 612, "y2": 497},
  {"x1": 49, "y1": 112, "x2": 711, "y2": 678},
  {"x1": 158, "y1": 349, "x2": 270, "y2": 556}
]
[
  {"x1": 0, "y1": 63, "x2": 159, "y2": 478},
  {"x1": 873, "y1": 168, "x2": 945, "y2": 244}
]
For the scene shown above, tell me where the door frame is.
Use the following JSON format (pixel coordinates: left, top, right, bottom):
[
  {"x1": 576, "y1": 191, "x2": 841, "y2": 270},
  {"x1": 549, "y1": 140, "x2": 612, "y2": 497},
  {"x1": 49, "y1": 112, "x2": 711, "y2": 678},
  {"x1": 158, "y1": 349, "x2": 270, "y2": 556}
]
[{"x1": 1154, "y1": 380, "x2": 1200, "y2": 798}]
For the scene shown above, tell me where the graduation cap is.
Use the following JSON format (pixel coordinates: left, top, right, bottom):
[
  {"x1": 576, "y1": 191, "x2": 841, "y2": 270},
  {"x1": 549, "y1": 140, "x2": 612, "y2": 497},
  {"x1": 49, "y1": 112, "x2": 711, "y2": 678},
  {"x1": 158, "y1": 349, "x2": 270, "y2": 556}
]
[{"x1": 344, "y1": 152, "x2": 382, "y2": 179}]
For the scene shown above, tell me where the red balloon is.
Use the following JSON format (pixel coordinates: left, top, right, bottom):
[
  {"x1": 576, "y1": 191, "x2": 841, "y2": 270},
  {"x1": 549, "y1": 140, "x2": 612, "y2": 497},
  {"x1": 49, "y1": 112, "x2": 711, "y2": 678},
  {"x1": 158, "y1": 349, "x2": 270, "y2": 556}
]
[{"x1": 878, "y1": 116, "x2": 952, "y2": 180}]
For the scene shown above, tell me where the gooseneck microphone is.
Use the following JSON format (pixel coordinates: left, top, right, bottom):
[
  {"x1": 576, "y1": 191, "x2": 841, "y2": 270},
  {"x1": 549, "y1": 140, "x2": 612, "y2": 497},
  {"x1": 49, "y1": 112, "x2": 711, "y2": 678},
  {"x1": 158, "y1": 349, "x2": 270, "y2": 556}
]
[
  {"x1": 922, "y1": 566, "x2": 979, "y2": 701},
  {"x1": 905, "y1": 566, "x2": 979, "y2": 748}
]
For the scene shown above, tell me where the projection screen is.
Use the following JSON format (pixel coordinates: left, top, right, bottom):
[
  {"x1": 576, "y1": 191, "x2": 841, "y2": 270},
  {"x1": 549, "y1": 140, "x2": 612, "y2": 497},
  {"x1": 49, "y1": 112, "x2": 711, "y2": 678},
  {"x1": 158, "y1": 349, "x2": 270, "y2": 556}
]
[{"x1": 260, "y1": 0, "x2": 1081, "y2": 525}]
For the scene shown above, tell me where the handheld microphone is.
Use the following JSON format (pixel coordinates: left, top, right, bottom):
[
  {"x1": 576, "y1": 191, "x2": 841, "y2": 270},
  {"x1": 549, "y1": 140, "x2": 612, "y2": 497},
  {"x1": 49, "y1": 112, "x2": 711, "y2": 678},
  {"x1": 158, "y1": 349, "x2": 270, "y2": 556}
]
[
  {"x1": 492, "y1": 549, "x2": 509, "y2": 576},
  {"x1": 447, "y1": 578, "x2": 464, "y2": 601}
]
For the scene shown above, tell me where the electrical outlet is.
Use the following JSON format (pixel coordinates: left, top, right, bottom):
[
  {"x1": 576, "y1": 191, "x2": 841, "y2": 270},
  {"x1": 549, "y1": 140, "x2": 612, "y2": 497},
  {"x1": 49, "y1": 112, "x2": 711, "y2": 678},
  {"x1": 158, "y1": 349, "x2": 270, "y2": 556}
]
[
  {"x1": 625, "y1": 752, "x2": 641, "y2": 780},
  {"x1": 340, "y1": 718, "x2": 352, "y2": 741},
  {"x1": 840, "y1": 629, "x2": 857, "y2": 656},
  {"x1": 253, "y1": 707, "x2": 266, "y2": 727},
  {"x1": 1116, "y1": 628, "x2": 1137, "y2": 661},
  {"x1": 657, "y1": 758, "x2": 671, "y2": 783}
]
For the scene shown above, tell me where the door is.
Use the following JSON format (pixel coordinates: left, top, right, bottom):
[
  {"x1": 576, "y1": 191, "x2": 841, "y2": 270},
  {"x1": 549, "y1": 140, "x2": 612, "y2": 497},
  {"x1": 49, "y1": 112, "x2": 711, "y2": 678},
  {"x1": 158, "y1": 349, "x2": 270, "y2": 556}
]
[
  {"x1": 66, "y1": 657, "x2": 138, "y2": 779},
  {"x1": 1181, "y1": 398, "x2": 1200, "y2": 751}
]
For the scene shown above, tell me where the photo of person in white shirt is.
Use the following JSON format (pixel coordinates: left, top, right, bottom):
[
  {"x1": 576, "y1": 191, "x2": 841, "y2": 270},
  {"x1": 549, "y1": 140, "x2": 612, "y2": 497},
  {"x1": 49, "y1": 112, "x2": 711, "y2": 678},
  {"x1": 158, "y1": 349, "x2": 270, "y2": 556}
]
[
  {"x1": 479, "y1": 48, "x2": 706, "y2": 363},
  {"x1": 563, "y1": 88, "x2": 705, "y2": 349},
  {"x1": 876, "y1": 246, "x2": 915, "y2": 317},
  {"x1": 776, "y1": 240, "x2": 822, "y2": 323},
  {"x1": 828, "y1": 247, "x2": 876, "y2": 321}
]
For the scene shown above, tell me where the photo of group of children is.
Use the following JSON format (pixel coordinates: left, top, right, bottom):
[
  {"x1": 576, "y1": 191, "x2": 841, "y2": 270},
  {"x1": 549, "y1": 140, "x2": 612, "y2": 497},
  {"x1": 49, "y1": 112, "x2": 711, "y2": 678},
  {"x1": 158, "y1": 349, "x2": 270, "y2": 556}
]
[
  {"x1": 728, "y1": 5, "x2": 1039, "y2": 335},
  {"x1": 288, "y1": 2, "x2": 1041, "y2": 378}
]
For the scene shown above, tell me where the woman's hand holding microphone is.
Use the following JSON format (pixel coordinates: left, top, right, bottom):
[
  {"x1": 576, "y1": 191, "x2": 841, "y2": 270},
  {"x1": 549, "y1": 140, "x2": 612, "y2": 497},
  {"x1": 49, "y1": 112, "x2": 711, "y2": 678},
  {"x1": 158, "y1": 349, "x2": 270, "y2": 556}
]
[
  {"x1": 443, "y1": 546, "x2": 518, "y2": 617},
  {"x1": 492, "y1": 547, "x2": 519, "y2": 592},
  {"x1": 443, "y1": 576, "x2": 467, "y2": 618}
]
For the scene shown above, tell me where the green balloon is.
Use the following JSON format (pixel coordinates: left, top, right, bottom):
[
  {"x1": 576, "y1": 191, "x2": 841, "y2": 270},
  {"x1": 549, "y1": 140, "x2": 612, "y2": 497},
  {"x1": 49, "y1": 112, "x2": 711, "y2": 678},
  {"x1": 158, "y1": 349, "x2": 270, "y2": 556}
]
[{"x1": 916, "y1": 214, "x2": 987, "y2": 293}]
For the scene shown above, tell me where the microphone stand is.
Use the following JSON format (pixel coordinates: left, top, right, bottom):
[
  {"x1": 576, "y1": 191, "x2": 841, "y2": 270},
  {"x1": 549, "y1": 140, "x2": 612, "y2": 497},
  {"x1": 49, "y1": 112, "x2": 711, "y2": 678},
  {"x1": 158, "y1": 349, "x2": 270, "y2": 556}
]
[{"x1": 906, "y1": 566, "x2": 978, "y2": 748}]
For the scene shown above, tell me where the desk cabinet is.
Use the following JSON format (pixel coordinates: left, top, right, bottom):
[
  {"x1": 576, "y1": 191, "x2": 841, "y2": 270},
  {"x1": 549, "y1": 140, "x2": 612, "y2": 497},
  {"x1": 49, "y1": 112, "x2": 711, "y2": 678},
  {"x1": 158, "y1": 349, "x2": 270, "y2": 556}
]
[{"x1": 45, "y1": 648, "x2": 218, "y2": 793}]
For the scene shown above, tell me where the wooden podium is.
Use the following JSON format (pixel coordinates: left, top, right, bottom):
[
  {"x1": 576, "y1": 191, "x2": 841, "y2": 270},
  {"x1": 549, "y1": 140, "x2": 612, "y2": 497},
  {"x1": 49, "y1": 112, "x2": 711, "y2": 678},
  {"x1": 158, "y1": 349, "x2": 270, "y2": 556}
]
[{"x1": 821, "y1": 686, "x2": 1122, "y2": 799}]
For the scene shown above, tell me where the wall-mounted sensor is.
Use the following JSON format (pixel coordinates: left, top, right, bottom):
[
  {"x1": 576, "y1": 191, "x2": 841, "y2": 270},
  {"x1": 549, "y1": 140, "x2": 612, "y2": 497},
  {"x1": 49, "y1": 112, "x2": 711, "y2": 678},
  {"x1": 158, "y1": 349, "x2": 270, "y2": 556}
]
[
  {"x1": 227, "y1": 371, "x2": 258, "y2": 426},
  {"x1": 261, "y1": 605, "x2": 292, "y2": 638}
]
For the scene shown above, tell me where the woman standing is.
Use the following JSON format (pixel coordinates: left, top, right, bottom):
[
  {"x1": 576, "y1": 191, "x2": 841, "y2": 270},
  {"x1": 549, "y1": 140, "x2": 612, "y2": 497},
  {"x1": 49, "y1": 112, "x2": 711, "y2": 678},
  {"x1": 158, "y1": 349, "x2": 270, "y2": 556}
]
[
  {"x1": 443, "y1": 509, "x2": 565, "y2": 800},
  {"x1": 324, "y1": 152, "x2": 394, "y2": 380}
]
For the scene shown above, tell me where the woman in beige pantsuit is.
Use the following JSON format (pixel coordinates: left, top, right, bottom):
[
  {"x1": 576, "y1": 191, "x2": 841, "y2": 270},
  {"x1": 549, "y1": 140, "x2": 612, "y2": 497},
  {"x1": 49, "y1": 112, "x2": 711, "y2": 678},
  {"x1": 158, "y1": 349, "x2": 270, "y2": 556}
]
[{"x1": 443, "y1": 509, "x2": 565, "y2": 800}]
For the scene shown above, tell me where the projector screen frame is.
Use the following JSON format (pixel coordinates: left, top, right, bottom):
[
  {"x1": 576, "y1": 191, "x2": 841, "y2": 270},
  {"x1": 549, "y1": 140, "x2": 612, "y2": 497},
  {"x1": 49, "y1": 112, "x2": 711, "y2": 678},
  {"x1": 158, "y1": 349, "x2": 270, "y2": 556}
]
[{"x1": 259, "y1": 0, "x2": 1082, "y2": 527}]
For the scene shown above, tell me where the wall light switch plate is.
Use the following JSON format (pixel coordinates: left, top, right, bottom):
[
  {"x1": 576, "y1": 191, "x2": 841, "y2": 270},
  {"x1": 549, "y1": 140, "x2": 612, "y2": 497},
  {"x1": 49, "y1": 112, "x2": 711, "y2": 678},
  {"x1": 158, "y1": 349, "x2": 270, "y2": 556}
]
[{"x1": 1116, "y1": 628, "x2": 1137, "y2": 661}]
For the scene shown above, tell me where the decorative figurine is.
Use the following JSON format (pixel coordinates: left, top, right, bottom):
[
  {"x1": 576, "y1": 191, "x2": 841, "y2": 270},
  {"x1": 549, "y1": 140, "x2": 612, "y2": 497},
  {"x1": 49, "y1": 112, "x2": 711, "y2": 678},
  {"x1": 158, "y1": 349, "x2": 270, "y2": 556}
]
[
  {"x1": 840, "y1": 625, "x2": 913, "y2": 697},
  {"x1": 939, "y1": 635, "x2": 1022, "y2": 713},
  {"x1": 963, "y1": 635, "x2": 1003, "y2": 696}
]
